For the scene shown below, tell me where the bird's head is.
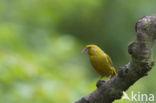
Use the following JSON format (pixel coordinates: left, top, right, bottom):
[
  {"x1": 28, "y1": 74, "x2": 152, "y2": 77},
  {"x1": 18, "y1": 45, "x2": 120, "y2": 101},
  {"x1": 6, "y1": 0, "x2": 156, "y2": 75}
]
[{"x1": 82, "y1": 44, "x2": 103, "y2": 56}]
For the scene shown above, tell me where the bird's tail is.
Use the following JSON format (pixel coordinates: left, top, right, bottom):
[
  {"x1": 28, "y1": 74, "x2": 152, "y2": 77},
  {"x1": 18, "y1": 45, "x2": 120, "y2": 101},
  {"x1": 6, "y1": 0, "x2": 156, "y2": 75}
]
[{"x1": 111, "y1": 67, "x2": 116, "y2": 78}]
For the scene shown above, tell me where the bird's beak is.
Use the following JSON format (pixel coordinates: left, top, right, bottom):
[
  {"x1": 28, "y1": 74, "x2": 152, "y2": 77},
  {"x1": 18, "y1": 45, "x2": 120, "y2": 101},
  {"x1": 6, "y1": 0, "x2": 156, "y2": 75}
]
[{"x1": 82, "y1": 48, "x2": 88, "y2": 54}]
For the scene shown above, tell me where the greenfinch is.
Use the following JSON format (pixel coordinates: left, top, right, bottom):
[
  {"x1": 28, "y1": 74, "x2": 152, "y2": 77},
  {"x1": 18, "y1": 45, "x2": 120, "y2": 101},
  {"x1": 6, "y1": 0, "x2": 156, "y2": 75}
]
[{"x1": 82, "y1": 45, "x2": 116, "y2": 80}]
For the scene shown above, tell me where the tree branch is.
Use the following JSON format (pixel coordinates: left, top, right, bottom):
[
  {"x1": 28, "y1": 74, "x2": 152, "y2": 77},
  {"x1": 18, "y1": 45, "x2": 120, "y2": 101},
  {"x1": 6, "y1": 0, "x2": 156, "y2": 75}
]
[{"x1": 75, "y1": 14, "x2": 156, "y2": 103}]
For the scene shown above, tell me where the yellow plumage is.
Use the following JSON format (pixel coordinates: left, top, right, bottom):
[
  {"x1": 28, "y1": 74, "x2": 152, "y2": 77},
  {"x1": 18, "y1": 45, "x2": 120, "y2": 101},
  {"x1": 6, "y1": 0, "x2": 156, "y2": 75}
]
[{"x1": 82, "y1": 45, "x2": 116, "y2": 79}]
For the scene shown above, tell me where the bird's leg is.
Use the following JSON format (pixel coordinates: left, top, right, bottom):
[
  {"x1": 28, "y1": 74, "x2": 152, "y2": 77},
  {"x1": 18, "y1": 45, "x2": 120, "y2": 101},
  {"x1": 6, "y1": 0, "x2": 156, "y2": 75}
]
[
  {"x1": 96, "y1": 76, "x2": 105, "y2": 88},
  {"x1": 104, "y1": 75, "x2": 112, "y2": 83},
  {"x1": 107, "y1": 75, "x2": 112, "y2": 81}
]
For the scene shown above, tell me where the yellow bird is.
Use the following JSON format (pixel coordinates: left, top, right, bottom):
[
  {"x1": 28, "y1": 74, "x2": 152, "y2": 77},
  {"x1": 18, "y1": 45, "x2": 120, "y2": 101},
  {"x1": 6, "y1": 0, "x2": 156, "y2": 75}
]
[{"x1": 82, "y1": 44, "x2": 116, "y2": 80}]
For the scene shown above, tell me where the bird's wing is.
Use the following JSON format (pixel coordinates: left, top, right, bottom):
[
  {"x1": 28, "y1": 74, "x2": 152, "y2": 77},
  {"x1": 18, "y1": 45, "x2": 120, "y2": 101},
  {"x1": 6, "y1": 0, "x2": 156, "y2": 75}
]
[
  {"x1": 106, "y1": 54, "x2": 113, "y2": 66},
  {"x1": 105, "y1": 54, "x2": 116, "y2": 76}
]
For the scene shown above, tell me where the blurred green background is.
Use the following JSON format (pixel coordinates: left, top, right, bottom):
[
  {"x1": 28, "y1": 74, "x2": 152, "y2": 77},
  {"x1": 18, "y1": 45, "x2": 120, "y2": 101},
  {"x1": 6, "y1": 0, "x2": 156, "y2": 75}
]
[{"x1": 0, "y1": 0, "x2": 156, "y2": 103}]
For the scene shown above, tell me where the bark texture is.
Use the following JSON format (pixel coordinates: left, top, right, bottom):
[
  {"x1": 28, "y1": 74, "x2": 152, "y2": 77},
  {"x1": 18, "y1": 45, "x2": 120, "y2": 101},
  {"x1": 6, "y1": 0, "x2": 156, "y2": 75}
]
[{"x1": 75, "y1": 14, "x2": 156, "y2": 103}]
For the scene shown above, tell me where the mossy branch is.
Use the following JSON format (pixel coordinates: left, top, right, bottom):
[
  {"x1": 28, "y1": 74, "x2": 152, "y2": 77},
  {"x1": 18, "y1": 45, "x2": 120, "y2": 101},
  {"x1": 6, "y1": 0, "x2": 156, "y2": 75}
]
[{"x1": 75, "y1": 14, "x2": 156, "y2": 103}]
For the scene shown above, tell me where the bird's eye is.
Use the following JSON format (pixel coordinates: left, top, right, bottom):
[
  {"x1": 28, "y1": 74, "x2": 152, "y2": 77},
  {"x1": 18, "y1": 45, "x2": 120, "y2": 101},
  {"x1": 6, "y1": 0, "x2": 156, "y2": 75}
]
[{"x1": 87, "y1": 47, "x2": 91, "y2": 49}]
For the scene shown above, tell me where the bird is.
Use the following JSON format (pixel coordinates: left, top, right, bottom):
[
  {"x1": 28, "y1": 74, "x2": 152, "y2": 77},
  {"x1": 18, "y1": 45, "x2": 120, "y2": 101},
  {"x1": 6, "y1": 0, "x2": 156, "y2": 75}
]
[{"x1": 82, "y1": 44, "x2": 116, "y2": 80}]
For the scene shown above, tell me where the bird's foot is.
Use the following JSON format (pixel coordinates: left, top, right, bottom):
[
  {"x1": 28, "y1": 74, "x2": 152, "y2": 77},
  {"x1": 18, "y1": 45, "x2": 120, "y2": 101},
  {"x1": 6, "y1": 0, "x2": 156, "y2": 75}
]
[{"x1": 96, "y1": 79, "x2": 105, "y2": 88}]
